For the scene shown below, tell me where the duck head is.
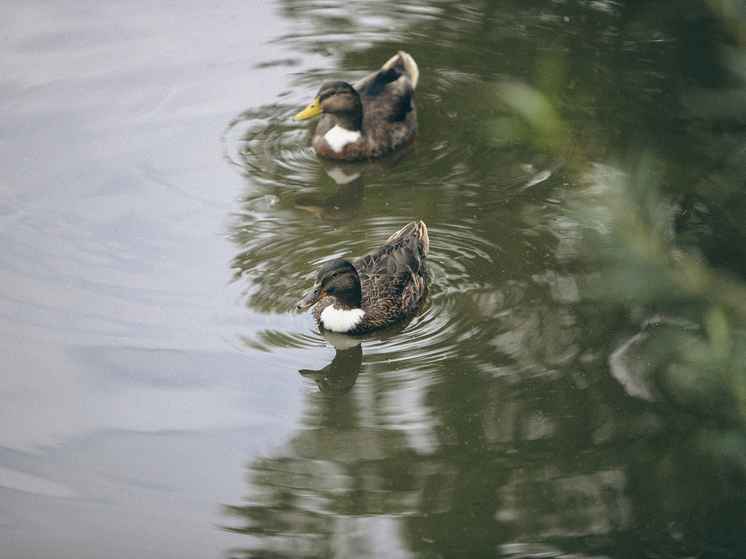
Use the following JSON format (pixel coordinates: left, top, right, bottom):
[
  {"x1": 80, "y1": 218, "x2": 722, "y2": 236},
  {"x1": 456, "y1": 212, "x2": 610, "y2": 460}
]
[
  {"x1": 297, "y1": 259, "x2": 362, "y2": 310},
  {"x1": 294, "y1": 82, "x2": 363, "y2": 132}
]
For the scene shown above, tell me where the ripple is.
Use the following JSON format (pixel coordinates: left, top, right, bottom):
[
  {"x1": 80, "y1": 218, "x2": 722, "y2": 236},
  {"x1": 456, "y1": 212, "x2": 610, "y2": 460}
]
[
  {"x1": 225, "y1": 34, "x2": 572, "y2": 394},
  {"x1": 235, "y1": 218, "x2": 512, "y2": 389},
  {"x1": 223, "y1": 104, "x2": 320, "y2": 191}
]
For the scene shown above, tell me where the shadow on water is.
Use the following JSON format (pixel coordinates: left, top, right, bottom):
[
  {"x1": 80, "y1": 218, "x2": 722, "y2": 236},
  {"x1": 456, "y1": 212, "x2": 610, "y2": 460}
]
[{"x1": 220, "y1": 0, "x2": 746, "y2": 557}]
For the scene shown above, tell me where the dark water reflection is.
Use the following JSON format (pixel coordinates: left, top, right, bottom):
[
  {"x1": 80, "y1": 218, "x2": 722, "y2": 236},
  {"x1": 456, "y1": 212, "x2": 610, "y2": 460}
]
[
  {"x1": 221, "y1": 0, "x2": 746, "y2": 558},
  {"x1": 1, "y1": 0, "x2": 740, "y2": 555}
]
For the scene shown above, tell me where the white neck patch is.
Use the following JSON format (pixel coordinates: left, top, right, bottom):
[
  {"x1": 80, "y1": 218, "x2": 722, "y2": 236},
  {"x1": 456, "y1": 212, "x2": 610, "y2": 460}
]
[
  {"x1": 324, "y1": 125, "x2": 361, "y2": 153},
  {"x1": 320, "y1": 306, "x2": 365, "y2": 333}
]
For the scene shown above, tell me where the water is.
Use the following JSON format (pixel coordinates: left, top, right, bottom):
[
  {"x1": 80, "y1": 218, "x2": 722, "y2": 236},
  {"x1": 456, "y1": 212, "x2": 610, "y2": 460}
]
[{"x1": 3, "y1": 0, "x2": 746, "y2": 558}]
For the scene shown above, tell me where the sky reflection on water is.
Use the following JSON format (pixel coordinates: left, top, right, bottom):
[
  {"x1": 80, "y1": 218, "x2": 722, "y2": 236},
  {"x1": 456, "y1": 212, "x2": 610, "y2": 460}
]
[
  {"x1": 1, "y1": 0, "x2": 307, "y2": 557},
  {"x1": 2, "y1": 0, "x2": 746, "y2": 558}
]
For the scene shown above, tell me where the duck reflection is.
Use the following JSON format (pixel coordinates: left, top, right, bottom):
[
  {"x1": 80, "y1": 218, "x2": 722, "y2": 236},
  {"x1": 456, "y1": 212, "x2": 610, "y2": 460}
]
[
  {"x1": 298, "y1": 314, "x2": 417, "y2": 396},
  {"x1": 293, "y1": 170, "x2": 365, "y2": 224},
  {"x1": 294, "y1": 142, "x2": 415, "y2": 224},
  {"x1": 299, "y1": 332, "x2": 363, "y2": 397}
]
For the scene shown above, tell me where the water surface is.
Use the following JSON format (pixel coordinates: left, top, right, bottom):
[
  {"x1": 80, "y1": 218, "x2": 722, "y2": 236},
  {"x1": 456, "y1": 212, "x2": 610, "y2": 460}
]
[{"x1": 2, "y1": 0, "x2": 746, "y2": 558}]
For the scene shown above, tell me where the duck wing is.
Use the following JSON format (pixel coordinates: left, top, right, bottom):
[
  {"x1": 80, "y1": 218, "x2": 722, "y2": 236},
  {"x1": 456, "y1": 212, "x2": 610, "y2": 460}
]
[
  {"x1": 357, "y1": 268, "x2": 419, "y2": 327},
  {"x1": 354, "y1": 221, "x2": 428, "y2": 275},
  {"x1": 355, "y1": 51, "x2": 418, "y2": 126},
  {"x1": 353, "y1": 221, "x2": 429, "y2": 320}
]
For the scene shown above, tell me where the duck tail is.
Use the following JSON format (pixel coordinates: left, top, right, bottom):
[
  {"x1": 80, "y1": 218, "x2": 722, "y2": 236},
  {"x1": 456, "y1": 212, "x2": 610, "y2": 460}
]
[
  {"x1": 382, "y1": 51, "x2": 419, "y2": 90},
  {"x1": 417, "y1": 220, "x2": 429, "y2": 257},
  {"x1": 387, "y1": 221, "x2": 429, "y2": 257}
]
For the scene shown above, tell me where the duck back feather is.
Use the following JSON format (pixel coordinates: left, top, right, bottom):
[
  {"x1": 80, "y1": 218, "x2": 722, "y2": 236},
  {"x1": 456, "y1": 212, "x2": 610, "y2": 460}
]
[
  {"x1": 307, "y1": 52, "x2": 419, "y2": 161},
  {"x1": 311, "y1": 221, "x2": 429, "y2": 333}
]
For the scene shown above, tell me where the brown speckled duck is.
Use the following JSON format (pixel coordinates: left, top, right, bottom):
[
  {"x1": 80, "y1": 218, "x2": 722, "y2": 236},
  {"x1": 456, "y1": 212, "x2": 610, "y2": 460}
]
[
  {"x1": 293, "y1": 51, "x2": 419, "y2": 161},
  {"x1": 297, "y1": 221, "x2": 429, "y2": 333}
]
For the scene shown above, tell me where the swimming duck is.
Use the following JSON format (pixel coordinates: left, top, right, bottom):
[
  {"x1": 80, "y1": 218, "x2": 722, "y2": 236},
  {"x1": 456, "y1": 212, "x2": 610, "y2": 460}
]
[
  {"x1": 293, "y1": 51, "x2": 419, "y2": 161},
  {"x1": 297, "y1": 221, "x2": 429, "y2": 333}
]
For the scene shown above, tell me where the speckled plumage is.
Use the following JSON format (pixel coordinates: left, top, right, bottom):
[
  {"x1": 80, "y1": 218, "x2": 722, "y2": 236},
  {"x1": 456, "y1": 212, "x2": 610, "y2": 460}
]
[
  {"x1": 294, "y1": 51, "x2": 419, "y2": 161},
  {"x1": 298, "y1": 221, "x2": 429, "y2": 334}
]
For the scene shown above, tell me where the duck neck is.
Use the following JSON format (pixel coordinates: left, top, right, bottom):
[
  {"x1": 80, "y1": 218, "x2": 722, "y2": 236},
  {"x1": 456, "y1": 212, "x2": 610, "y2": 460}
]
[
  {"x1": 334, "y1": 110, "x2": 363, "y2": 133},
  {"x1": 330, "y1": 88, "x2": 362, "y2": 132},
  {"x1": 331, "y1": 283, "x2": 363, "y2": 311}
]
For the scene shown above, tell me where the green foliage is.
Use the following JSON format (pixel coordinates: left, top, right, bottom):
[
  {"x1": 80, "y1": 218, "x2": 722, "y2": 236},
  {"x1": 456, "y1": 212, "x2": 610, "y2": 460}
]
[
  {"x1": 493, "y1": 31, "x2": 746, "y2": 426},
  {"x1": 493, "y1": 81, "x2": 571, "y2": 153}
]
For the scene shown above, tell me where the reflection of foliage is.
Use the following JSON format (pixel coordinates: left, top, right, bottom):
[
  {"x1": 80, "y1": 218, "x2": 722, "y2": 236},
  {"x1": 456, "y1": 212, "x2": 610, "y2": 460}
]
[
  {"x1": 706, "y1": 0, "x2": 746, "y2": 48},
  {"x1": 222, "y1": 394, "x2": 426, "y2": 558},
  {"x1": 223, "y1": 354, "x2": 746, "y2": 558},
  {"x1": 628, "y1": 431, "x2": 746, "y2": 555},
  {"x1": 225, "y1": 0, "x2": 746, "y2": 557},
  {"x1": 490, "y1": 8, "x2": 746, "y2": 424}
]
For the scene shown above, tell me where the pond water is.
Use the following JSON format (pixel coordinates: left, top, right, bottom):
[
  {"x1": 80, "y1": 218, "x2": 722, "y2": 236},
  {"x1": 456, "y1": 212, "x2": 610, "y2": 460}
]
[{"x1": 3, "y1": 0, "x2": 746, "y2": 558}]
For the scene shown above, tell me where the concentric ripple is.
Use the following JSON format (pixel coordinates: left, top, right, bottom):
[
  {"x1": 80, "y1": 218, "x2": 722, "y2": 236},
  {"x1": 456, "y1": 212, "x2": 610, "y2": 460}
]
[
  {"x1": 223, "y1": 104, "x2": 320, "y2": 191},
  {"x1": 225, "y1": 44, "x2": 573, "y2": 395}
]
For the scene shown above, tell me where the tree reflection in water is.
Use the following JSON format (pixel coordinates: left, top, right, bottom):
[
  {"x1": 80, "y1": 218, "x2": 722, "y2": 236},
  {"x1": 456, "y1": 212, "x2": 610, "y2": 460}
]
[{"x1": 221, "y1": 0, "x2": 746, "y2": 556}]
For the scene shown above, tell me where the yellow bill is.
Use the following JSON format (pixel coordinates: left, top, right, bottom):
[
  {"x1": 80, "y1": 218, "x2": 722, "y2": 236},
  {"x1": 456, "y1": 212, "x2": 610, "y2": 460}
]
[{"x1": 294, "y1": 97, "x2": 323, "y2": 121}]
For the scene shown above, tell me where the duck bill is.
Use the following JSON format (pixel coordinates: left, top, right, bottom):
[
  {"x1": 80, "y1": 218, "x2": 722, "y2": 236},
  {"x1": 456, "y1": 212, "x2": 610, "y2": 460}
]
[
  {"x1": 297, "y1": 283, "x2": 324, "y2": 309},
  {"x1": 294, "y1": 97, "x2": 323, "y2": 121}
]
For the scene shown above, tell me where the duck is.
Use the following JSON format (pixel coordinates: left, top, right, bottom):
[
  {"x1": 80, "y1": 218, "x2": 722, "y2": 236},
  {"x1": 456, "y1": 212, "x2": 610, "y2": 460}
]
[
  {"x1": 297, "y1": 221, "x2": 429, "y2": 333},
  {"x1": 293, "y1": 51, "x2": 419, "y2": 161}
]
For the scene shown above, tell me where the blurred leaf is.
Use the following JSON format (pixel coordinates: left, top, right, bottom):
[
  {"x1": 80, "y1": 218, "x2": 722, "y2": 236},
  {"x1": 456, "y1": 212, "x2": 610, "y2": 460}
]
[
  {"x1": 495, "y1": 81, "x2": 571, "y2": 153},
  {"x1": 706, "y1": 0, "x2": 746, "y2": 49},
  {"x1": 707, "y1": 305, "x2": 732, "y2": 356}
]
